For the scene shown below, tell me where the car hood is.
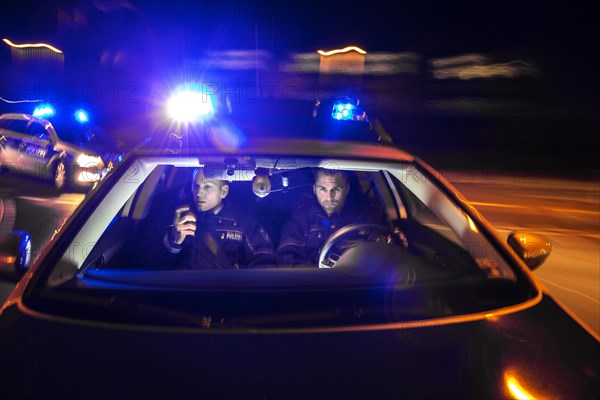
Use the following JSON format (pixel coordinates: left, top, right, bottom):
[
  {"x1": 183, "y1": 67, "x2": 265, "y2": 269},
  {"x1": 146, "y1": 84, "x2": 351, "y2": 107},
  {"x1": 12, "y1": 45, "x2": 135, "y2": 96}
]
[
  {"x1": 0, "y1": 293, "x2": 597, "y2": 399},
  {"x1": 0, "y1": 290, "x2": 600, "y2": 399},
  {"x1": 54, "y1": 140, "x2": 101, "y2": 157}
]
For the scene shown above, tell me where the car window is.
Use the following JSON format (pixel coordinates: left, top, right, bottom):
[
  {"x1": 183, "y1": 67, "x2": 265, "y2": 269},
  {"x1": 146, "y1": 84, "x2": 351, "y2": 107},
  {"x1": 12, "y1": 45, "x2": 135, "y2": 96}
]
[
  {"x1": 26, "y1": 122, "x2": 50, "y2": 139},
  {"x1": 48, "y1": 157, "x2": 514, "y2": 278},
  {"x1": 392, "y1": 174, "x2": 463, "y2": 246},
  {"x1": 33, "y1": 155, "x2": 534, "y2": 328},
  {"x1": 0, "y1": 119, "x2": 27, "y2": 133}
]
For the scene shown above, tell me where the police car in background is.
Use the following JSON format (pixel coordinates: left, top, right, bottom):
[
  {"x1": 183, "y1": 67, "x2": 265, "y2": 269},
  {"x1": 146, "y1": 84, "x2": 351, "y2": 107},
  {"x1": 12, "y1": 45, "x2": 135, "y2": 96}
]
[
  {"x1": 0, "y1": 87, "x2": 597, "y2": 399},
  {"x1": 0, "y1": 105, "x2": 123, "y2": 191}
]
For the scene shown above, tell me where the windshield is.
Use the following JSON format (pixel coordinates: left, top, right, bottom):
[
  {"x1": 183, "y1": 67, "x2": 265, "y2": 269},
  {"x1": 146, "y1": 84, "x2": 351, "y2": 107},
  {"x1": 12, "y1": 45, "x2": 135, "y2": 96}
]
[
  {"x1": 51, "y1": 117, "x2": 118, "y2": 151},
  {"x1": 29, "y1": 153, "x2": 536, "y2": 328}
]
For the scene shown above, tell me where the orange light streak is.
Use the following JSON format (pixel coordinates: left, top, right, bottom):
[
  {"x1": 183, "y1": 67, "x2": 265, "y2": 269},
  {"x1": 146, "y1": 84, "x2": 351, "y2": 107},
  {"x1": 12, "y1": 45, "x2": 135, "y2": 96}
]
[
  {"x1": 2, "y1": 38, "x2": 63, "y2": 54},
  {"x1": 317, "y1": 46, "x2": 367, "y2": 56},
  {"x1": 505, "y1": 373, "x2": 538, "y2": 399}
]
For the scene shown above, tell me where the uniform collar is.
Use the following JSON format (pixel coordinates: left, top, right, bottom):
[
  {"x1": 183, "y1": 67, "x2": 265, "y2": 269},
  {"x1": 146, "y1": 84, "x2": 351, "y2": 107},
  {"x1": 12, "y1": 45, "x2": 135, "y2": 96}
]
[
  {"x1": 213, "y1": 202, "x2": 224, "y2": 215},
  {"x1": 200, "y1": 202, "x2": 225, "y2": 219}
]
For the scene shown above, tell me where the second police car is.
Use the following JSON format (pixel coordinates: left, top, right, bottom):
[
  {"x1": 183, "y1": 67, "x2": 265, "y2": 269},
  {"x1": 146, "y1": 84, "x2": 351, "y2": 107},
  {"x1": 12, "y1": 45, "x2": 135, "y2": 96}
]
[{"x1": 0, "y1": 105, "x2": 123, "y2": 191}]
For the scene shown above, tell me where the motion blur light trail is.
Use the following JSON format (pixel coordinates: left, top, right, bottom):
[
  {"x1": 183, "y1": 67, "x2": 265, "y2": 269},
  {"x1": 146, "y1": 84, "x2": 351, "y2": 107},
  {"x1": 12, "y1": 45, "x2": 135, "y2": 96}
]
[{"x1": 2, "y1": 38, "x2": 63, "y2": 53}]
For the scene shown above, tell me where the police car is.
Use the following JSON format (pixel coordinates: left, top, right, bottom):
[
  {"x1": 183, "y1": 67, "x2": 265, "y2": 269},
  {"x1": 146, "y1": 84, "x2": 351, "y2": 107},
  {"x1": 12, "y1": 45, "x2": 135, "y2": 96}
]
[
  {"x1": 0, "y1": 88, "x2": 597, "y2": 399},
  {"x1": 0, "y1": 105, "x2": 122, "y2": 191}
]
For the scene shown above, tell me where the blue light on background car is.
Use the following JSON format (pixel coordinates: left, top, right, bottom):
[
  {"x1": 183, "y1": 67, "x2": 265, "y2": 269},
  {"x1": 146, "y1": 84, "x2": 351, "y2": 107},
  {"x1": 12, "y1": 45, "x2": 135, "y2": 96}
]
[
  {"x1": 167, "y1": 87, "x2": 215, "y2": 123},
  {"x1": 32, "y1": 104, "x2": 55, "y2": 118},
  {"x1": 74, "y1": 109, "x2": 89, "y2": 123}
]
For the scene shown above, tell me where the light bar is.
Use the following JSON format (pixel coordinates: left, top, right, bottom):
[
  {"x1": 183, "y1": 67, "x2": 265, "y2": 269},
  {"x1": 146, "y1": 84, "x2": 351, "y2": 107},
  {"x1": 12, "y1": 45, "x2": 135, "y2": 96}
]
[
  {"x1": 331, "y1": 100, "x2": 368, "y2": 121},
  {"x1": 33, "y1": 104, "x2": 55, "y2": 118}
]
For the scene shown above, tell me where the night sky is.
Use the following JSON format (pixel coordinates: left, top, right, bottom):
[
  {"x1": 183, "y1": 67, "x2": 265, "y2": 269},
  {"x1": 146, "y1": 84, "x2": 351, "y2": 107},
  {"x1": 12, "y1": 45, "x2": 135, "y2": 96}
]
[
  {"x1": 1, "y1": 1, "x2": 594, "y2": 53},
  {"x1": 1, "y1": 0, "x2": 598, "y2": 171}
]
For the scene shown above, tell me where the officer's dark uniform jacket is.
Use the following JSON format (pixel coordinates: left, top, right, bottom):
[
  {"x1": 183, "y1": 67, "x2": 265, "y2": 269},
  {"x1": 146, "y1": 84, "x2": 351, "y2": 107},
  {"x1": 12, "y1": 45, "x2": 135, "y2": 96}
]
[
  {"x1": 277, "y1": 198, "x2": 384, "y2": 267},
  {"x1": 164, "y1": 201, "x2": 276, "y2": 269}
]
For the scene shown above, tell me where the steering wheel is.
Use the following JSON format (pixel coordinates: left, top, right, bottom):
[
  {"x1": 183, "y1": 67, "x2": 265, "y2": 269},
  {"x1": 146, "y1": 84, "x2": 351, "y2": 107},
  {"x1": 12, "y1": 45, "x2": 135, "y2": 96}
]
[{"x1": 318, "y1": 223, "x2": 393, "y2": 268}]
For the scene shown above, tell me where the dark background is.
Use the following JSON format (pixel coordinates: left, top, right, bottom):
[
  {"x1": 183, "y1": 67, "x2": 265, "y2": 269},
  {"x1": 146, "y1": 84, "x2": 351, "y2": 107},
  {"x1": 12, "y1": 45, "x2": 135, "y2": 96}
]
[{"x1": 1, "y1": 0, "x2": 598, "y2": 173}]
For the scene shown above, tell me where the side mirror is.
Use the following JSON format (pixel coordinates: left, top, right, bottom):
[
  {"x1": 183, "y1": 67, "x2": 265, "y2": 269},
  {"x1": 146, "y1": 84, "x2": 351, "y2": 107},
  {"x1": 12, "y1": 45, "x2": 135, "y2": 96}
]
[
  {"x1": 507, "y1": 231, "x2": 552, "y2": 271},
  {"x1": 0, "y1": 230, "x2": 31, "y2": 282}
]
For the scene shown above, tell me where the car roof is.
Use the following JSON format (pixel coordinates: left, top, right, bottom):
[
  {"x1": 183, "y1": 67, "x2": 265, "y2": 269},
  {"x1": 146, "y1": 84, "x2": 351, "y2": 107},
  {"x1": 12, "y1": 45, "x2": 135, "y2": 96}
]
[
  {"x1": 0, "y1": 113, "x2": 50, "y2": 124},
  {"x1": 137, "y1": 133, "x2": 414, "y2": 163},
  {"x1": 136, "y1": 96, "x2": 410, "y2": 160}
]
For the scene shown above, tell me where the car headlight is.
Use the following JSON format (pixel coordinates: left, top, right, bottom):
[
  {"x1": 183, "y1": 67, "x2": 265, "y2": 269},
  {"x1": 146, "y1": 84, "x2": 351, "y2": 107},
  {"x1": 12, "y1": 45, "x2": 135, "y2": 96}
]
[{"x1": 77, "y1": 153, "x2": 104, "y2": 168}]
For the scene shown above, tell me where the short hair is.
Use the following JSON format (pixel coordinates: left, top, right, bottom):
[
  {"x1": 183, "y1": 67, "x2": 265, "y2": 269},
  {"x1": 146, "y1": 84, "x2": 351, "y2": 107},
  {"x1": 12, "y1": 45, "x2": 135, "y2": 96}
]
[
  {"x1": 191, "y1": 167, "x2": 226, "y2": 187},
  {"x1": 312, "y1": 167, "x2": 349, "y2": 186}
]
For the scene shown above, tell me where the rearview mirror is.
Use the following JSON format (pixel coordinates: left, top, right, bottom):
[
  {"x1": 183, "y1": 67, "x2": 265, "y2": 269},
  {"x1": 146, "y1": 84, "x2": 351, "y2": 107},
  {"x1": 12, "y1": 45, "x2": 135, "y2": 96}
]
[
  {"x1": 0, "y1": 230, "x2": 31, "y2": 282},
  {"x1": 507, "y1": 231, "x2": 552, "y2": 271}
]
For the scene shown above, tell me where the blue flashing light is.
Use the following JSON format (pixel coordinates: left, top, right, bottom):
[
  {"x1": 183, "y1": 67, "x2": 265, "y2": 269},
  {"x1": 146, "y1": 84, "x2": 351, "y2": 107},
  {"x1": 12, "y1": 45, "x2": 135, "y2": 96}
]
[
  {"x1": 167, "y1": 87, "x2": 215, "y2": 123},
  {"x1": 74, "y1": 109, "x2": 89, "y2": 123},
  {"x1": 33, "y1": 104, "x2": 55, "y2": 118},
  {"x1": 331, "y1": 100, "x2": 368, "y2": 122}
]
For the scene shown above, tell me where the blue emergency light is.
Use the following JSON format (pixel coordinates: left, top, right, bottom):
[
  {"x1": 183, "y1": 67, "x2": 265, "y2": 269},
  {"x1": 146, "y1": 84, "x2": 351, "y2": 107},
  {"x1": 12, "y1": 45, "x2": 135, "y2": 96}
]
[
  {"x1": 74, "y1": 109, "x2": 89, "y2": 123},
  {"x1": 33, "y1": 104, "x2": 55, "y2": 118},
  {"x1": 331, "y1": 99, "x2": 368, "y2": 122},
  {"x1": 167, "y1": 87, "x2": 215, "y2": 123}
]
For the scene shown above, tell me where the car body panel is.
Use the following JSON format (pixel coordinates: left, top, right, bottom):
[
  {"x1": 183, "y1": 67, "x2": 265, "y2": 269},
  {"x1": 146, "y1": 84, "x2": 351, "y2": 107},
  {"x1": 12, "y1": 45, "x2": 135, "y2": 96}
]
[{"x1": 0, "y1": 293, "x2": 597, "y2": 399}]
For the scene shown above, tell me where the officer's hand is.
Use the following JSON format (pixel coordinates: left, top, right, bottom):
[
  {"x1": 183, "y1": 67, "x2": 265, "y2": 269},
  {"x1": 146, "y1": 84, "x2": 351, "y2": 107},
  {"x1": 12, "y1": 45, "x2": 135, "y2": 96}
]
[{"x1": 171, "y1": 205, "x2": 196, "y2": 245}]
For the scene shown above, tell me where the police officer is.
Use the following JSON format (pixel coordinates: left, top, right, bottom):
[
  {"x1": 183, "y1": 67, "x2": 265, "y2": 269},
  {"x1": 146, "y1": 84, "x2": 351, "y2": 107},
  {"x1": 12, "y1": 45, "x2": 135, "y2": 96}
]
[
  {"x1": 277, "y1": 168, "x2": 386, "y2": 267},
  {"x1": 163, "y1": 167, "x2": 276, "y2": 269}
]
